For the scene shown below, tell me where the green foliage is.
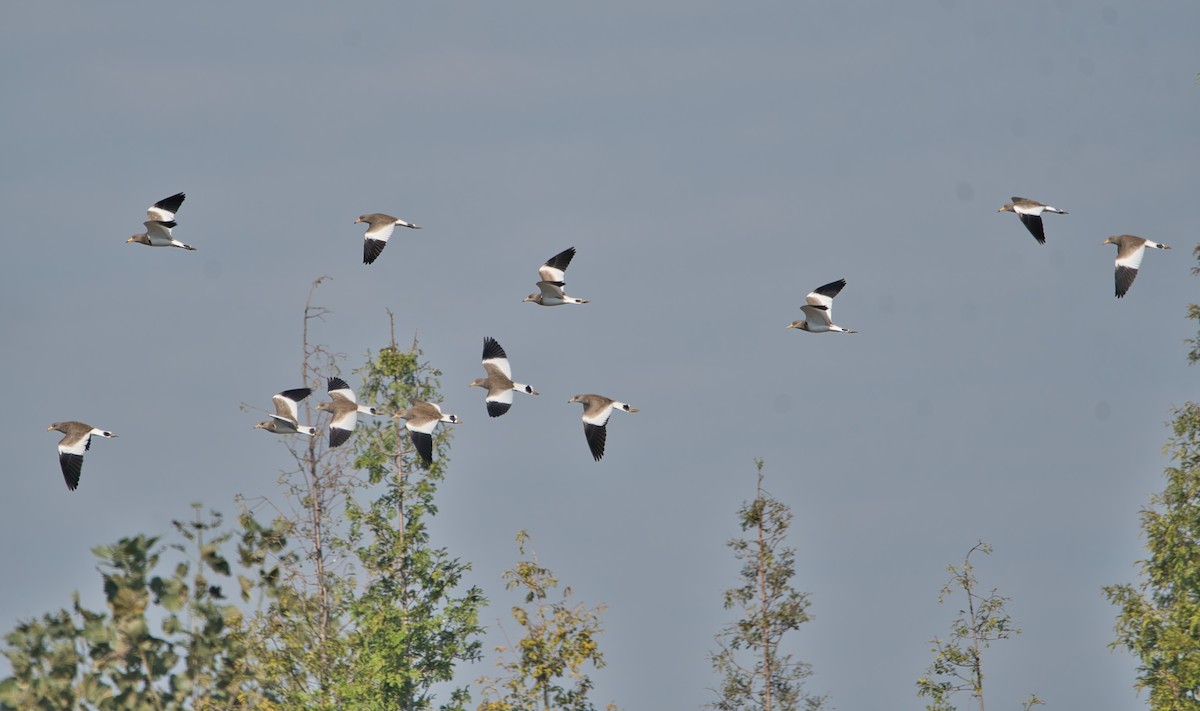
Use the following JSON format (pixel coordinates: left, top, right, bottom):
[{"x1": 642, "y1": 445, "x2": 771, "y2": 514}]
[
  {"x1": 708, "y1": 460, "x2": 827, "y2": 711},
  {"x1": 1104, "y1": 402, "x2": 1200, "y2": 709},
  {"x1": 916, "y1": 542, "x2": 1040, "y2": 711},
  {"x1": 0, "y1": 508, "x2": 289, "y2": 710},
  {"x1": 2, "y1": 305, "x2": 485, "y2": 709},
  {"x1": 1187, "y1": 246, "x2": 1200, "y2": 366},
  {"x1": 332, "y1": 337, "x2": 486, "y2": 709},
  {"x1": 476, "y1": 531, "x2": 616, "y2": 711}
]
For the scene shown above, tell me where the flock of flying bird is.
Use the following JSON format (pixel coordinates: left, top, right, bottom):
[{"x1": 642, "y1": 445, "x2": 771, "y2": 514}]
[
  {"x1": 779, "y1": 195, "x2": 1170, "y2": 336},
  {"x1": 45, "y1": 191, "x2": 1172, "y2": 491},
  {"x1": 46, "y1": 194, "x2": 639, "y2": 491}
]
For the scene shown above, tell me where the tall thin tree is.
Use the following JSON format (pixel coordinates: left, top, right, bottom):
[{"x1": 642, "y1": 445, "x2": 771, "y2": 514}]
[
  {"x1": 916, "y1": 542, "x2": 1041, "y2": 711},
  {"x1": 708, "y1": 459, "x2": 827, "y2": 711}
]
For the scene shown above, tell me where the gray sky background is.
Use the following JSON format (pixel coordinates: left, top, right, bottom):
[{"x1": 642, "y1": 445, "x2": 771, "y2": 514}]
[{"x1": 2, "y1": 2, "x2": 1198, "y2": 708}]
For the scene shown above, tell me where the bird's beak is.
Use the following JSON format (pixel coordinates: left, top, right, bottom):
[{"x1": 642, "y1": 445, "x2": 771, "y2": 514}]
[
  {"x1": 354, "y1": 218, "x2": 362, "y2": 224},
  {"x1": 46, "y1": 425, "x2": 54, "y2": 431},
  {"x1": 126, "y1": 237, "x2": 136, "y2": 243}
]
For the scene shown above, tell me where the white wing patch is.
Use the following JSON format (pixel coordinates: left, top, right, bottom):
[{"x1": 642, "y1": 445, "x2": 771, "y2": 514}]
[
  {"x1": 58, "y1": 437, "x2": 88, "y2": 457},
  {"x1": 581, "y1": 403, "x2": 613, "y2": 427},
  {"x1": 486, "y1": 388, "x2": 514, "y2": 406},
  {"x1": 405, "y1": 416, "x2": 439, "y2": 435},
  {"x1": 539, "y1": 264, "x2": 566, "y2": 282},
  {"x1": 1116, "y1": 242, "x2": 1147, "y2": 271},
  {"x1": 329, "y1": 408, "x2": 358, "y2": 432},
  {"x1": 483, "y1": 357, "x2": 512, "y2": 380},
  {"x1": 365, "y1": 222, "x2": 397, "y2": 242},
  {"x1": 800, "y1": 304, "x2": 833, "y2": 327}
]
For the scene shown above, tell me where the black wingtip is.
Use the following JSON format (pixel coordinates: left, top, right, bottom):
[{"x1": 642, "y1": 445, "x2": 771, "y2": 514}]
[
  {"x1": 329, "y1": 427, "x2": 352, "y2": 448},
  {"x1": 327, "y1": 377, "x2": 350, "y2": 392},
  {"x1": 486, "y1": 401, "x2": 512, "y2": 418},
  {"x1": 410, "y1": 431, "x2": 434, "y2": 464},
  {"x1": 363, "y1": 238, "x2": 386, "y2": 265},
  {"x1": 482, "y1": 337, "x2": 507, "y2": 361},
  {"x1": 60, "y1": 453, "x2": 84, "y2": 491},
  {"x1": 584, "y1": 422, "x2": 607, "y2": 461},
  {"x1": 545, "y1": 246, "x2": 577, "y2": 270},
  {"x1": 154, "y1": 192, "x2": 186, "y2": 213},
  {"x1": 1115, "y1": 266, "x2": 1137, "y2": 298},
  {"x1": 813, "y1": 279, "x2": 847, "y2": 297},
  {"x1": 1018, "y1": 213, "x2": 1046, "y2": 244},
  {"x1": 279, "y1": 388, "x2": 312, "y2": 402}
]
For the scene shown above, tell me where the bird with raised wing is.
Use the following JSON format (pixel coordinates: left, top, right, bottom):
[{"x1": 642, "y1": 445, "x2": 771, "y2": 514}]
[
  {"x1": 523, "y1": 247, "x2": 590, "y2": 306},
  {"x1": 469, "y1": 337, "x2": 538, "y2": 417},
  {"x1": 255, "y1": 388, "x2": 318, "y2": 436},
  {"x1": 127, "y1": 192, "x2": 196, "y2": 250},
  {"x1": 315, "y1": 377, "x2": 380, "y2": 447},
  {"x1": 787, "y1": 279, "x2": 858, "y2": 334}
]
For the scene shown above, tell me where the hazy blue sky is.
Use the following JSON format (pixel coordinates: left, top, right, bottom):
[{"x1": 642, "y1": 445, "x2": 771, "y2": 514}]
[{"x1": 3, "y1": 2, "x2": 1198, "y2": 708}]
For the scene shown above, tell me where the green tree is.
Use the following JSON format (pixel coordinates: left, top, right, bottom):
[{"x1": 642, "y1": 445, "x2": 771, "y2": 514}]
[
  {"x1": 1105, "y1": 403, "x2": 1200, "y2": 707},
  {"x1": 333, "y1": 324, "x2": 485, "y2": 709},
  {"x1": 231, "y1": 285, "x2": 485, "y2": 709},
  {"x1": 476, "y1": 531, "x2": 616, "y2": 711},
  {"x1": 916, "y1": 542, "x2": 1041, "y2": 711},
  {"x1": 708, "y1": 460, "x2": 827, "y2": 711},
  {"x1": 0, "y1": 507, "x2": 290, "y2": 710}
]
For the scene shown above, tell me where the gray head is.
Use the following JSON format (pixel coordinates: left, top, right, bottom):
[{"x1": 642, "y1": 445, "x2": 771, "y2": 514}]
[
  {"x1": 127, "y1": 234, "x2": 148, "y2": 245},
  {"x1": 786, "y1": 320, "x2": 809, "y2": 332},
  {"x1": 254, "y1": 420, "x2": 279, "y2": 432},
  {"x1": 522, "y1": 294, "x2": 543, "y2": 304},
  {"x1": 469, "y1": 377, "x2": 488, "y2": 389}
]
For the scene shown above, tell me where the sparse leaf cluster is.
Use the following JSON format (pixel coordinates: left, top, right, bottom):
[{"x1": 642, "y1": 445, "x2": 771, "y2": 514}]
[
  {"x1": 915, "y1": 541, "x2": 1040, "y2": 711},
  {"x1": 476, "y1": 531, "x2": 615, "y2": 711}
]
